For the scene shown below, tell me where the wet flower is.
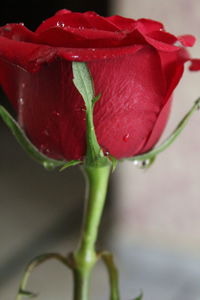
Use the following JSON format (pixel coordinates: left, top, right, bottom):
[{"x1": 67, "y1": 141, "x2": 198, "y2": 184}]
[{"x1": 0, "y1": 9, "x2": 199, "y2": 160}]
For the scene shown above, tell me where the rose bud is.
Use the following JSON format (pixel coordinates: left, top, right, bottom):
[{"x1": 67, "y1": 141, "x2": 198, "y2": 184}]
[{"x1": 0, "y1": 10, "x2": 199, "y2": 161}]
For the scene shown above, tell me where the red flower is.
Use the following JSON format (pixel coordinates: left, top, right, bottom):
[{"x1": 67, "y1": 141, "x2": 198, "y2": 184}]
[{"x1": 0, "y1": 10, "x2": 198, "y2": 160}]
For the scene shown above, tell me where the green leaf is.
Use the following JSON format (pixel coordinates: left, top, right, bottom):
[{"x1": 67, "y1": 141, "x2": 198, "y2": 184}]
[
  {"x1": 72, "y1": 62, "x2": 94, "y2": 108},
  {"x1": 128, "y1": 98, "x2": 200, "y2": 165},
  {"x1": 0, "y1": 105, "x2": 80, "y2": 170}
]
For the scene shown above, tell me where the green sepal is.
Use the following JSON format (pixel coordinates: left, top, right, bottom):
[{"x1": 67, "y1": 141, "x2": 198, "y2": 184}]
[
  {"x1": 100, "y1": 251, "x2": 120, "y2": 300},
  {"x1": 108, "y1": 155, "x2": 118, "y2": 172},
  {"x1": 0, "y1": 105, "x2": 81, "y2": 170},
  {"x1": 127, "y1": 98, "x2": 200, "y2": 166},
  {"x1": 18, "y1": 289, "x2": 37, "y2": 298},
  {"x1": 72, "y1": 62, "x2": 110, "y2": 167},
  {"x1": 72, "y1": 62, "x2": 95, "y2": 108},
  {"x1": 16, "y1": 253, "x2": 70, "y2": 300},
  {"x1": 60, "y1": 160, "x2": 81, "y2": 171},
  {"x1": 132, "y1": 292, "x2": 143, "y2": 300}
]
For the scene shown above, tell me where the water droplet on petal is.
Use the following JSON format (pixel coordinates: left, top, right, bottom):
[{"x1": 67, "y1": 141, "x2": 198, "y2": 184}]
[
  {"x1": 52, "y1": 110, "x2": 60, "y2": 118},
  {"x1": 18, "y1": 97, "x2": 24, "y2": 105},
  {"x1": 56, "y1": 21, "x2": 65, "y2": 28},
  {"x1": 72, "y1": 55, "x2": 79, "y2": 59},
  {"x1": 74, "y1": 105, "x2": 86, "y2": 112},
  {"x1": 40, "y1": 144, "x2": 50, "y2": 155},
  {"x1": 101, "y1": 146, "x2": 110, "y2": 156},
  {"x1": 42, "y1": 129, "x2": 50, "y2": 137},
  {"x1": 123, "y1": 133, "x2": 130, "y2": 142}
]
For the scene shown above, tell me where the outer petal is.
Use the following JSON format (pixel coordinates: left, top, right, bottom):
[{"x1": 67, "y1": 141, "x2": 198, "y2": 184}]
[
  {"x1": 91, "y1": 46, "x2": 166, "y2": 159},
  {"x1": 189, "y1": 59, "x2": 200, "y2": 71},
  {"x1": 0, "y1": 46, "x2": 166, "y2": 160},
  {"x1": 136, "y1": 18, "x2": 164, "y2": 33},
  {"x1": 141, "y1": 97, "x2": 172, "y2": 153},
  {"x1": 0, "y1": 58, "x2": 86, "y2": 160},
  {"x1": 36, "y1": 12, "x2": 120, "y2": 33},
  {"x1": 178, "y1": 35, "x2": 196, "y2": 47},
  {"x1": 0, "y1": 34, "x2": 144, "y2": 71},
  {"x1": 142, "y1": 49, "x2": 188, "y2": 153},
  {"x1": 36, "y1": 27, "x2": 126, "y2": 48}
]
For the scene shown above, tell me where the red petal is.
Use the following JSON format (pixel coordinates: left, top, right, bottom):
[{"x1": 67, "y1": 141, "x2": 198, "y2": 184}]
[
  {"x1": 36, "y1": 27, "x2": 126, "y2": 48},
  {"x1": 0, "y1": 34, "x2": 144, "y2": 71},
  {"x1": 91, "y1": 46, "x2": 166, "y2": 158},
  {"x1": 54, "y1": 9, "x2": 72, "y2": 16},
  {"x1": 136, "y1": 18, "x2": 164, "y2": 33},
  {"x1": 106, "y1": 15, "x2": 136, "y2": 31},
  {"x1": 141, "y1": 97, "x2": 172, "y2": 153},
  {"x1": 0, "y1": 36, "x2": 57, "y2": 72},
  {"x1": 0, "y1": 46, "x2": 166, "y2": 160},
  {"x1": 36, "y1": 12, "x2": 119, "y2": 34},
  {"x1": 0, "y1": 23, "x2": 35, "y2": 42},
  {"x1": 147, "y1": 30, "x2": 177, "y2": 45},
  {"x1": 178, "y1": 35, "x2": 196, "y2": 47},
  {"x1": 189, "y1": 59, "x2": 200, "y2": 71}
]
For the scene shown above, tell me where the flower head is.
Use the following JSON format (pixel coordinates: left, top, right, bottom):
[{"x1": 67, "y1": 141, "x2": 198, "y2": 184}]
[{"x1": 0, "y1": 10, "x2": 199, "y2": 160}]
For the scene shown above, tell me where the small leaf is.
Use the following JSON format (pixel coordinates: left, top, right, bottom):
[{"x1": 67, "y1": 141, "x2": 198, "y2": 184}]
[
  {"x1": 0, "y1": 105, "x2": 68, "y2": 169},
  {"x1": 60, "y1": 160, "x2": 81, "y2": 171},
  {"x1": 72, "y1": 62, "x2": 94, "y2": 108},
  {"x1": 108, "y1": 155, "x2": 118, "y2": 172},
  {"x1": 92, "y1": 94, "x2": 101, "y2": 106}
]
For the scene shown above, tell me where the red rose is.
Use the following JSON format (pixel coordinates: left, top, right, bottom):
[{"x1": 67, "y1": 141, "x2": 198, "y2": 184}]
[{"x1": 0, "y1": 10, "x2": 198, "y2": 160}]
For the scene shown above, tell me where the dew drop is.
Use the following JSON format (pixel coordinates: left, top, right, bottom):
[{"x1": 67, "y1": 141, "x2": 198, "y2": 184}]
[
  {"x1": 75, "y1": 105, "x2": 86, "y2": 112},
  {"x1": 101, "y1": 146, "x2": 110, "y2": 156},
  {"x1": 56, "y1": 21, "x2": 65, "y2": 28},
  {"x1": 40, "y1": 144, "x2": 50, "y2": 155},
  {"x1": 52, "y1": 110, "x2": 60, "y2": 118},
  {"x1": 42, "y1": 129, "x2": 50, "y2": 137},
  {"x1": 18, "y1": 97, "x2": 24, "y2": 105},
  {"x1": 133, "y1": 159, "x2": 151, "y2": 169},
  {"x1": 123, "y1": 133, "x2": 130, "y2": 142},
  {"x1": 72, "y1": 55, "x2": 79, "y2": 59}
]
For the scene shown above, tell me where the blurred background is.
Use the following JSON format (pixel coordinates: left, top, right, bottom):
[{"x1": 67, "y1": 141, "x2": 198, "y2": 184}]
[{"x1": 1, "y1": 1, "x2": 200, "y2": 300}]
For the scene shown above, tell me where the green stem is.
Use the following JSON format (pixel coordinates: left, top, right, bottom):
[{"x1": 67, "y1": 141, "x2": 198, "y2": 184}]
[{"x1": 73, "y1": 164, "x2": 111, "y2": 300}]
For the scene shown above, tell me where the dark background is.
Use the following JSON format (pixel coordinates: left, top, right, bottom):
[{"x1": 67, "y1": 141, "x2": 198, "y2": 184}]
[{"x1": 0, "y1": 0, "x2": 109, "y2": 29}]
